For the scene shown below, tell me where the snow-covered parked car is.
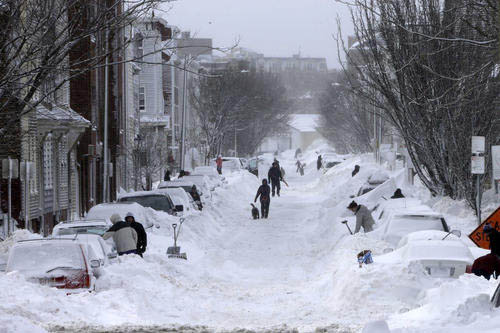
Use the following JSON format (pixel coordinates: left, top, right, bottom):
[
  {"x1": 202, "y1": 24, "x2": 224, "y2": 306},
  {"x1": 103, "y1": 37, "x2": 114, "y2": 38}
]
[
  {"x1": 381, "y1": 210, "x2": 450, "y2": 246},
  {"x1": 85, "y1": 202, "x2": 155, "y2": 229},
  {"x1": 373, "y1": 198, "x2": 433, "y2": 225},
  {"x1": 52, "y1": 219, "x2": 110, "y2": 237},
  {"x1": 6, "y1": 239, "x2": 100, "y2": 291},
  {"x1": 397, "y1": 230, "x2": 461, "y2": 249},
  {"x1": 158, "y1": 180, "x2": 204, "y2": 209},
  {"x1": 182, "y1": 174, "x2": 215, "y2": 193},
  {"x1": 210, "y1": 157, "x2": 243, "y2": 172},
  {"x1": 155, "y1": 188, "x2": 199, "y2": 215},
  {"x1": 193, "y1": 166, "x2": 225, "y2": 185},
  {"x1": 357, "y1": 170, "x2": 390, "y2": 196},
  {"x1": 401, "y1": 239, "x2": 473, "y2": 278},
  {"x1": 117, "y1": 191, "x2": 178, "y2": 216},
  {"x1": 322, "y1": 153, "x2": 343, "y2": 169}
]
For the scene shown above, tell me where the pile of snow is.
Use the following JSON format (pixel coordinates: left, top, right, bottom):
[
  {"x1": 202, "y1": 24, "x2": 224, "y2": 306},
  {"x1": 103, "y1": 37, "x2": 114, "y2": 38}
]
[{"x1": 1, "y1": 141, "x2": 499, "y2": 332}]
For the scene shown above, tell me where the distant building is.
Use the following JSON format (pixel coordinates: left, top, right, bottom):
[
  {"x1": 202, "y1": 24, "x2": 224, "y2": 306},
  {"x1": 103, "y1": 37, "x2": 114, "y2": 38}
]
[{"x1": 258, "y1": 114, "x2": 323, "y2": 153}]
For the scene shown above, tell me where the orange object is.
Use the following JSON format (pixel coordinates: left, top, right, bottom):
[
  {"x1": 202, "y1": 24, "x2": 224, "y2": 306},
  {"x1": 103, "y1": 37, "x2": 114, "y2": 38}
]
[{"x1": 469, "y1": 206, "x2": 500, "y2": 249}]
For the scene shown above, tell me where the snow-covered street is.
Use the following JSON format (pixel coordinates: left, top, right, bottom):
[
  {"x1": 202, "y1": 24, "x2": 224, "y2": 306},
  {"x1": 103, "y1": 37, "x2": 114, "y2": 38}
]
[{"x1": 2, "y1": 144, "x2": 500, "y2": 333}]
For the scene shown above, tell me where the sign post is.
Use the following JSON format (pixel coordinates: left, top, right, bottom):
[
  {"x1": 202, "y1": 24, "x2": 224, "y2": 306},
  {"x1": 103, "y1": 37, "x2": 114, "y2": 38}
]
[
  {"x1": 471, "y1": 136, "x2": 485, "y2": 225},
  {"x1": 2, "y1": 158, "x2": 19, "y2": 236}
]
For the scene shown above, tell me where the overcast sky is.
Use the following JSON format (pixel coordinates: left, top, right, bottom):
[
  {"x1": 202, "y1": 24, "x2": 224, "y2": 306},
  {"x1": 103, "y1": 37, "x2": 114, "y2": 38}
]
[{"x1": 162, "y1": 0, "x2": 354, "y2": 69}]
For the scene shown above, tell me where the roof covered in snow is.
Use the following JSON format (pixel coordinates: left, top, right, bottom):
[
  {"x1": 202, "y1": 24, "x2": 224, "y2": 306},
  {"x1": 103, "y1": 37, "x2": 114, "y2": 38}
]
[
  {"x1": 288, "y1": 114, "x2": 322, "y2": 133},
  {"x1": 36, "y1": 104, "x2": 90, "y2": 125}
]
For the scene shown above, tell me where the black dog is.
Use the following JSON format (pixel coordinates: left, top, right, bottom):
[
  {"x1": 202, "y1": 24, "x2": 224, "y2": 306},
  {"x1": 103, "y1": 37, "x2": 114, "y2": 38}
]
[{"x1": 250, "y1": 203, "x2": 260, "y2": 219}]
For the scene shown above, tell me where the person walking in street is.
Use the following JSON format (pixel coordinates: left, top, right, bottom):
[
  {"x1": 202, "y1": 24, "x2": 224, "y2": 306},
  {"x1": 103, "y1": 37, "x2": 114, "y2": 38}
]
[
  {"x1": 164, "y1": 169, "x2": 171, "y2": 181},
  {"x1": 268, "y1": 162, "x2": 282, "y2": 197},
  {"x1": 296, "y1": 160, "x2": 304, "y2": 176},
  {"x1": 317, "y1": 155, "x2": 323, "y2": 171},
  {"x1": 125, "y1": 212, "x2": 147, "y2": 257},
  {"x1": 347, "y1": 201, "x2": 375, "y2": 233},
  {"x1": 294, "y1": 148, "x2": 302, "y2": 159},
  {"x1": 254, "y1": 179, "x2": 271, "y2": 219},
  {"x1": 216, "y1": 155, "x2": 223, "y2": 175},
  {"x1": 102, "y1": 213, "x2": 138, "y2": 256},
  {"x1": 352, "y1": 165, "x2": 360, "y2": 177}
]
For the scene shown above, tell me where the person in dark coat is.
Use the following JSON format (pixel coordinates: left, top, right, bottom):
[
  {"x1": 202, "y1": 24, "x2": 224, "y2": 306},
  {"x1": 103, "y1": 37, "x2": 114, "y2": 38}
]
[
  {"x1": 125, "y1": 212, "x2": 147, "y2": 256},
  {"x1": 391, "y1": 188, "x2": 405, "y2": 199},
  {"x1": 190, "y1": 185, "x2": 203, "y2": 210},
  {"x1": 268, "y1": 162, "x2": 282, "y2": 197},
  {"x1": 317, "y1": 155, "x2": 322, "y2": 170},
  {"x1": 484, "y1": 224, "x2": 500, "y2": 257},
  {"x1": 164, "y1": 169, "x2": 171, "y2": 181},
  {"x1": 352, "y1": 165, "x2": 360, "y2": 177},
  {"x1": 254, "y1": 179, "x2": 271, "y2": 218},
  {"x1": 470, "y1": 224, "x2": 500, "y2": 280}
]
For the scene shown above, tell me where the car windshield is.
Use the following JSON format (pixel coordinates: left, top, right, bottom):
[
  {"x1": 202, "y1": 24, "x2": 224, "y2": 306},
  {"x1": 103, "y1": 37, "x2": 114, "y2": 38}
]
[
  {"x1": 390, "y1": 216, "x2": 445, "y2": 234},
  {"x1": 119, "y1": 195, "x2": 172, "y2": 212},
  {"x1": 8, "y1": 242, "x2": 84, "y2": 274},
  {"x1": 56, "y1": 225, "x2": 108, "y2": 236}
]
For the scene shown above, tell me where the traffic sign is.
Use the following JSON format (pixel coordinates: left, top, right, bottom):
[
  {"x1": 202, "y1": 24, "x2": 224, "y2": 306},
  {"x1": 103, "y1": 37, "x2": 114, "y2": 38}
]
[{"x1": 469, "y1": 206, "x2": 500, "y2": 249}]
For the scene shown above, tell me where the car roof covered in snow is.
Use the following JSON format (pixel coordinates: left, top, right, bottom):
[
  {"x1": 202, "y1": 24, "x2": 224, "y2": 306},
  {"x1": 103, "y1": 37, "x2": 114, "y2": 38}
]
[
  {"x1": 402, "y1": 240, "x2": 473, "y2": 263},
  {"x1": 117, "y1": 191, "x2": 171, "y2": 199},
  {"x1": 53, "y1": 220, "x2": 109, "y2": 229},
  {"x1": 158, "y1": 180, "x2": 196, "y2": 188},
  {"x1": 397, "y1": 230, "x2": 460, "y2": 249}
]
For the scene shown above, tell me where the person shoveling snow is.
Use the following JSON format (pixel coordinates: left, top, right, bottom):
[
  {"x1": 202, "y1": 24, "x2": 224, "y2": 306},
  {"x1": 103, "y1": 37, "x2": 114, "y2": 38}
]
[{"x1": 347, "y1": 201, "x2": 375, "y2": 234}]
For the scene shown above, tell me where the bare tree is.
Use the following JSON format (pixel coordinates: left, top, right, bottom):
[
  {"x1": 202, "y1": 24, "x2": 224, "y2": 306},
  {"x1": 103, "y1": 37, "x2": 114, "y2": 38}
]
[
  {"x1": 127, "y1": 129, "x2": 168, "y2": 191},
  {"x1": 342, "y1": 0, "x2": 500, "y2": 210},
  {"x1": 0, "y1": 0, "x2": 169, "y2": 136},
  {"x1": 318, "y1": 73, "x2": 374, "y2": 153},
  {"x1": 191, "y1": 70, "x2": 290, "y2": 160}
]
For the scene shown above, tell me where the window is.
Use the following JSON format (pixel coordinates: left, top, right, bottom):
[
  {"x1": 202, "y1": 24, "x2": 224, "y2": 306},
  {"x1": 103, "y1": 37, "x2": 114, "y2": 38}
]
[
  {"x1": 43, "y1": 136, "x2": 53, "y2": 190},
  {"x1": 139, "y1": 87, "x2": 145, "y2": 111},
  {"x1": 59, "y1": 139, "x2": 67, "y2": 188}
]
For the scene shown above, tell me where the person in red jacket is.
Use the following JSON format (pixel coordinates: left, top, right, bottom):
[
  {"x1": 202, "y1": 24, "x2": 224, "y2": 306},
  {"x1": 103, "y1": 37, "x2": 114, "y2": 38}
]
[{"x1": 216, "y1": 155, "x2": 223, "y2": 175}]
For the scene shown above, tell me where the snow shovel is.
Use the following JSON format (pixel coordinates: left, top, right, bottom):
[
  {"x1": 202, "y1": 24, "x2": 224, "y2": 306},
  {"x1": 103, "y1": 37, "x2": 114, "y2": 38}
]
[
  {"x1": 167, "y1": 218, "x2": 187, "y2": 260},
  {"x1": 341, "y1": 220, "x2": 353, "y2": 235},
  {"x1": 281, "y1": 178, "x2": 289, "y2": 187}
]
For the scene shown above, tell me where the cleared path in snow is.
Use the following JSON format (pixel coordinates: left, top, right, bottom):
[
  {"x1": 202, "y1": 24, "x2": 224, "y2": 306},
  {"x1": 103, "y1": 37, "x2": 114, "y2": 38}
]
[{"x1": 154, "y1": 166, "x2": 353, "y2": 332}]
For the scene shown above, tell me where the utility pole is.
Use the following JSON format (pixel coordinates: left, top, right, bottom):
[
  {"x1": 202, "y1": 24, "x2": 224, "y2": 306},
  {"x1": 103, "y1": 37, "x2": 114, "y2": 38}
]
[
  {"x1": 234, "y1": 128, "x2": 237, "y2": 157},
  {"x1": 180, "y1": 55, "x2": 188, "y2": 170},
  {"x1": 103, "y1": 28, "x2": 109, "y2": 202}
]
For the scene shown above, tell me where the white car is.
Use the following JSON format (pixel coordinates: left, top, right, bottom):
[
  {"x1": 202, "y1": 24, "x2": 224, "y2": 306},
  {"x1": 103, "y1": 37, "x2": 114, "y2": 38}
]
[
  {"x1": 401, "y1": 240, "x2": 474, "y2": 278},
  {"x1": 156, "y1": 188, "x2": 198, "y2": 215},
  {"x1": 6, "y1": 239, "x2": 100, "y2": 291},
  {"x1": 397, "y1": 230, "x2": 461, "y2": 249},
  {"x1": 52, "y1": 220, "x2": 110, "y2": 237},
  {"x1": 211, "y1": 157, "x2": 243, "y2": 172},
  {"x1": 193, "y1": 166, "x2": 225, "y2": 185},
  {"x1": 182, "y1": 175, "x2": 214, "y2": 193},
  {"x1": 74, "y1": 234, "x2": 116, "y2": 269},
  {"x1": 158, "y1": 180, "x2": 204, "y2": 210},
  {"x1": 373, "y1": 198, "x2": 432, "y2": 225},
  {"x1": 357, "y1": 171, "x2": 390, "y2": 196},
  {"x1": 86, "y1": 202, "x2": 155, "y2": 229},
  {"x1": 381, "y1": 211, "x2": 450, "y2": 246}
]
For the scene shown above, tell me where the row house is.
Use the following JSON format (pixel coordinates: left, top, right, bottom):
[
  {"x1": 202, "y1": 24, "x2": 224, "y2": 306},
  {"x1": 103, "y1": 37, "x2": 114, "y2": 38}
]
[{"x1": 70, "y1": 1, "x2": 128, "y2": 213}]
